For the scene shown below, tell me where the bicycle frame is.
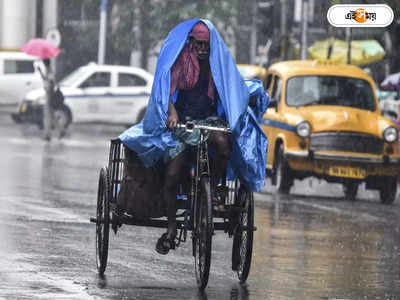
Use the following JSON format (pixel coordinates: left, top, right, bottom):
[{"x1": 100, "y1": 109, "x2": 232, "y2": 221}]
[
  {"x1": 192, "y1": 126, "x2": 211, "y2": 214},
  {"x1": 176, "y1": 122, "x2": 231, "y2": 245}
]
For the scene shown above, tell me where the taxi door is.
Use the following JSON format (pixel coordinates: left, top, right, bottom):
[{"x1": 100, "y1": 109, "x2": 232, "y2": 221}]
[
  {"x1": 70, "y1": 71, "x2": 112, "y2": 123},
  {"x1": 262, "y1": 74, "x2": 285, "y2": 169},
  {"x1": 101, "y1": 71, "x2": 150, "y2": 125}
]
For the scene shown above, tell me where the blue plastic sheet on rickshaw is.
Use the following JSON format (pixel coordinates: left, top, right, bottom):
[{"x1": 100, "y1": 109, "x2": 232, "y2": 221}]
[{"x1": 119, "y1": 18, "x2": 268, "y2": 191}]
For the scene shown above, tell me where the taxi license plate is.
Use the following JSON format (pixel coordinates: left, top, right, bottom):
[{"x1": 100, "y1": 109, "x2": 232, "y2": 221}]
[{"x1": 328, "y1": 166, "x2": 366, "y2": 179}]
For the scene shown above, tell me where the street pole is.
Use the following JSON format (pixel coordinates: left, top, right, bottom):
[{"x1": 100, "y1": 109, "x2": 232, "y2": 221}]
[
  {"x1": 345, "y1": 27, "x2": 352, "y2": 64},
  {"x1": 300, "y1": 0, "x2": 308, "y2": 60},
  {"x1": 250, "y1": 0, "x2": 257, "y2": 64},
  {"x1": 383, "y1": 31, "x2": 392, "y2": 78},
  {"x1": 280, "y1": 0, "x2": 287, "y2": 60},
  {"x1": 98, "y1": 0, "x2": 108, "y2": 65},
  {"x1": 43, "y1": 0, "x2": 58, "y2": 75}
]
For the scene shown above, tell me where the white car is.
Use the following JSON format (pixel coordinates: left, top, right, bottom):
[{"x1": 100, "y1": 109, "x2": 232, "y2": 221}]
[
  {"x1": 13, "y1": 63, "x2": 154, "y2": 127},
  {"x1": 0, "y1": 51, "x2": 43, "y2": 105}
]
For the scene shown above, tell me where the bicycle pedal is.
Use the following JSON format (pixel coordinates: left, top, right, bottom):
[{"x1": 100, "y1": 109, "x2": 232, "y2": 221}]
[{"x1": 111, "y1": 218, "x2": 121, "y2": 234}]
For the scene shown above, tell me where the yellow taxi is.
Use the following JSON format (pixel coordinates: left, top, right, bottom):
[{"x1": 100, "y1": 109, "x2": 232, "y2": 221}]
[{"x1": 262, "y1": 60, "x2": 400, "y2": 204}]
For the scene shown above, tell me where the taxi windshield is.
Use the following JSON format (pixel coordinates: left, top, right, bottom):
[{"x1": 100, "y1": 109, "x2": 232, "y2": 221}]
[
  {"x1": 286, "y1": 75, "x2": 376, "y2": 111},
  {"x1": 59, "y1": 67, "x2": 89, "y2": 87}
]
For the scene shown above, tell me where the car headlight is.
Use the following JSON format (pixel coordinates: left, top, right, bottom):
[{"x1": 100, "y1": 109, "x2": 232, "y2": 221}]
[
  {"x1": 296, "y1": 121, "x2": 311, "y2": 138},
  {"x1": 383, "y1": 126, "x2": 398, "y2": 143}
]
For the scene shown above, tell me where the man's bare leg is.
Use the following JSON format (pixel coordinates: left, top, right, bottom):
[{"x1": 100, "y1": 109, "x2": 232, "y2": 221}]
[
  {"x1": 163, "y1": 151, "x2": 187, "y2": 240},
  {"x1": 210, "y1": 132, "x2": 230, "y2": 208}
]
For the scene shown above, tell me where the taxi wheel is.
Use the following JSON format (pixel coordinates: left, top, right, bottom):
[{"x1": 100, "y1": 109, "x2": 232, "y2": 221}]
[
  {"x1": 54, "y1": 105, "x2": 72, "y2": 129},
  {"x1": 379, "y1": 176, "x2": 397, "y2": 205},
  {"x1": 343, "y1": 182, "x2": 358, "y2": 201},
  {"x1": 275, "y1": 144, "x2": 292, "y2": 194}
]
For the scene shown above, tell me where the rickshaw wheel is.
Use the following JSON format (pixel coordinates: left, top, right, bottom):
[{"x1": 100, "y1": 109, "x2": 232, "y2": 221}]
[
  {"x1": 194, "y1": 176, "x2": 213, "y2": 290},
  {"x1": 232, "y1": 183, "x2": 254, "y2": 283},
  {"x1": 96, "y1": 166, "x2": 111, "y2": 275}
]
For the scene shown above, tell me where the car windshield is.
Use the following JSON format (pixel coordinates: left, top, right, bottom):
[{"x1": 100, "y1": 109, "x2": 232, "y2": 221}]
[
  {"x1": 286, "y1": 75, "x2": 376, "y2": 111},
  {"x1": 59, "y1": 67, "x2": 89, "y2": 87}
]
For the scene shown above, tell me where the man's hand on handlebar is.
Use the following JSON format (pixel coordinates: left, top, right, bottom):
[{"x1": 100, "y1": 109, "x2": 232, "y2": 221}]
[
  {"x1": 166, "y1": 99, "x2": 179, "y2": 129},
  {"x1": 177, "y1": 121, "x2": 231, "y2": 133}
]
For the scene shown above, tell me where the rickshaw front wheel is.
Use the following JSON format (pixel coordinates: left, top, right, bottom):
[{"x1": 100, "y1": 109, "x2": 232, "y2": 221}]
[{"x1": 194, "y1": 176, "x2": 213, "y2": 290}]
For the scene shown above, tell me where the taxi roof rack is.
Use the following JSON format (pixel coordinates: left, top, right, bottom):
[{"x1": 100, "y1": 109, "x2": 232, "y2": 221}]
[{"x1": 311, "y1": 59, "x2": 340, "y2": 67}]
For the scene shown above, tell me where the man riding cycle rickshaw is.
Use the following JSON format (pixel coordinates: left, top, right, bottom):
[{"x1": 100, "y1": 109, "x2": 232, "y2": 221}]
[{"x1": 91, "y1": 18, "x2": 269, "y2": 290}]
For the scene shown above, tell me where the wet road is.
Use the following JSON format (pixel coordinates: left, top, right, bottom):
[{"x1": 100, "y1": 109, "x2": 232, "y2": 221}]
[{"x1": 1, "y1": 112, "x2": 400, "y2": 300}]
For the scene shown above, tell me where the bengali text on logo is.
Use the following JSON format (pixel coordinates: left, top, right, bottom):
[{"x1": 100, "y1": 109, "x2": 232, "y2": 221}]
[{"x1": 327, "y1": 4, "x2": 393, "y2": 27}]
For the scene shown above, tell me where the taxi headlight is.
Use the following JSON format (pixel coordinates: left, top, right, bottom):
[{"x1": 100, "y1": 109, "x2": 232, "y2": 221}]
[
  {"x1": 296, "y1": 121, "x2": 311, "y2": 138},
  {"x1": 383, "y1": 126, "x2": 398, "y2": 143}
]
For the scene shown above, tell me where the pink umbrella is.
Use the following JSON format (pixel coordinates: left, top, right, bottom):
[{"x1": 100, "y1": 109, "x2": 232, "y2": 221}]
[{"x1": 20, "y1": 38, "x2": 60, "y2": 59}]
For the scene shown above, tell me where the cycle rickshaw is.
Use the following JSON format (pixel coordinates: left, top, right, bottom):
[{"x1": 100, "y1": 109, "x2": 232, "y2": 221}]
[{"x1": 90, "y1": 122, "x2": 256, "y2": 290}]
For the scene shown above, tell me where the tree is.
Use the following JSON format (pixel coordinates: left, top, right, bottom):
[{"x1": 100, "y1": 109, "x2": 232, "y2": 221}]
[{"x1": 59, "y1": 0, "x2": 259, "y2": 74}]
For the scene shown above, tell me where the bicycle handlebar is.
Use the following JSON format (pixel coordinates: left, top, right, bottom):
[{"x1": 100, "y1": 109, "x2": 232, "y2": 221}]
[{"x1": 177, "y1": 121, "x2": 231, "y2": 133}]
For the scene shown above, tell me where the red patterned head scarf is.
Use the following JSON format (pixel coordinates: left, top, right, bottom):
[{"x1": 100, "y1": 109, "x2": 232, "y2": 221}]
[
  {"x1": 189, "y1": 22, "x2": 210, "y2": 41},
  {"x1": 170, "y1": 22, "x2": 214, "y2": 100}
]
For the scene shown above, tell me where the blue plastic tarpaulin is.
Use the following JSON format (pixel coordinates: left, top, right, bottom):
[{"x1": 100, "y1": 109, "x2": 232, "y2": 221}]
[
  {"x1": 245, "y1": 79, "x2": 269, "y2": 123},
  {"x1": 119, "y1": 18, "x2": 268, "y2": 191}
]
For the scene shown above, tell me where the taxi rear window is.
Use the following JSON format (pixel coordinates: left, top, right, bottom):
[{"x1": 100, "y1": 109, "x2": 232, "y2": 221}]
[
  {"x1": 286, "y1": 75, "x2": 376, "y2": 111},
  {"x1": 4, "y1": 59, "x2": 34, "y2": 74}
]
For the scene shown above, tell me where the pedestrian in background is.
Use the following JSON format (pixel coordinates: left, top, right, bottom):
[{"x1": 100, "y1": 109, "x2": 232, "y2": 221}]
[{"x1": 35, "y1": 58, "x2": 55, "y2": 141}]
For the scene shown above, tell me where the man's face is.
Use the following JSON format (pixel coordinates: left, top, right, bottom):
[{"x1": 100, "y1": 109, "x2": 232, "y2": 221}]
[{"x1": 191, "y1": 38, "x2": 210, "y2": 60}]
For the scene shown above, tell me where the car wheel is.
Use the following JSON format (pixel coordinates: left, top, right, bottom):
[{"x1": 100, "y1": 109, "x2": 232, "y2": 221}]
[
  {"x1": 275, "y1": 144, "x2": 292, "y2": 194},
  {"x1": 54, "y1": 105, "x2": 72, "y2": 131},
  {"x1": 379, "y1": 176, "x2": 397, "y2": 205},
  {"x1": 343, "y1": 181, "x2": 358, "y2": 201},
  {"x1": 11, "y1": 113, "x2": 21, "y2": 123}
]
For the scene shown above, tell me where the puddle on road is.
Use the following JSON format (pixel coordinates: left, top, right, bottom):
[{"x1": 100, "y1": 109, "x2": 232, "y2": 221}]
[
  {"x1": 0, "y1": 253, "x2": 93, "y2": 300},
  {"x1": 249, "y1": 193, "x2": 400, "y2": 299}
]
